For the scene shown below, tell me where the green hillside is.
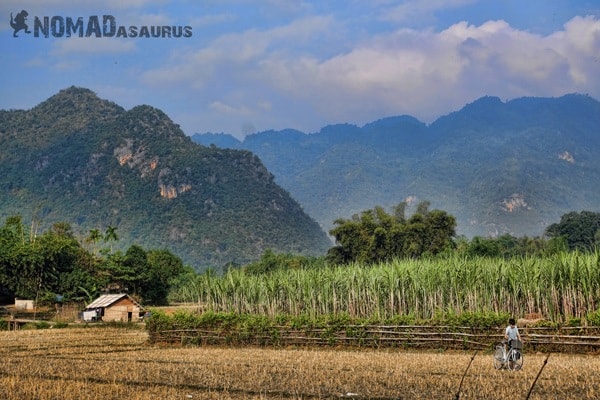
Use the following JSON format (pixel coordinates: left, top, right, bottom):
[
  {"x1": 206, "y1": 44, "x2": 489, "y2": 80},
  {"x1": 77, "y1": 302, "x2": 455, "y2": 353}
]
[
  {"x1": 0, "y1": 87, "x2": 331, "y2": 269},
  {"x1": 193, "y1": 94, "x2": 600, "y2": 238}
]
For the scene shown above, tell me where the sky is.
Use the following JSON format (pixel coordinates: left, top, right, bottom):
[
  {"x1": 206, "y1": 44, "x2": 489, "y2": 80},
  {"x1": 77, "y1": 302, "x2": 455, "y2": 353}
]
[{"x1": 1, "y1": 1, "x2": 599, "y2": 139}]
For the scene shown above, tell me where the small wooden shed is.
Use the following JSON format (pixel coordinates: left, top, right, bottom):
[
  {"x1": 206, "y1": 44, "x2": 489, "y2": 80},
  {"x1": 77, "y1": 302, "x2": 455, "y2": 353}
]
[
  {"x1": 15, "y1": 299, "x2": 34, "y2": 310},
  {"x1": 84, "y1": 294, "x2": 144, "y2": 322}
]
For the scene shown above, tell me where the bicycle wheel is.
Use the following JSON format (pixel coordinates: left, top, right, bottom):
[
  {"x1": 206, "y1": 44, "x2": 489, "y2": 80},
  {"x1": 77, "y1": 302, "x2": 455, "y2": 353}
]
[
  {"x1": 493, "y1": 346, "x2": 505, "y2": 369},
  {"x1": 507, "y1": 349, "x2": 523, "y2": 371}
]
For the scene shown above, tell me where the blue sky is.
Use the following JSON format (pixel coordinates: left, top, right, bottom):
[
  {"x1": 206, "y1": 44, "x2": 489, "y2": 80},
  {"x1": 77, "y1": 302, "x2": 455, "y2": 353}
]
[{"x1": 2, "y1": 0, "x2": 599, "y2": 138}]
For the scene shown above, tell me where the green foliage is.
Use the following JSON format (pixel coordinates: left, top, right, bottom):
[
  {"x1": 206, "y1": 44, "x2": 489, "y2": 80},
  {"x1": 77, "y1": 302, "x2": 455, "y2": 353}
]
[
  {"x1": 244, "y1": 249, "x2": 325, "y2": 275},
  {"x1": 0, "y1": 87, "x2": 331, "y2": 270},
  {"x1": 456, "y1": 233, "x2": 565, "y2": 259},
  {"x1": 327, "y1": 201, "x2": 456, "y2": 264},
  {"x1": 383, "y1": 314, "x2": 417, "y2": 325},
  {"x1": 0, "y1": 216, "x2": 96, "y2": 300},
  {"x1": 466, "y1": 236, "x2": 500, "y2": 257},
  {"x1": 172, "y1": 309, "x2": 205, "y2": 329},
  {"x1": 35, "y1": 321, "x2": 51, "y2": 329},
  {"x1": 176, "y1": 251, "x2": 600, "y2": 323},
  {"x1": 93, "y1": 244, "x2": 186, "y2": 305},
  {"x1": 145, "y1": 309, "x2": 175, "y2": 333},
  {"x1": 586, "y1": 309, "x2": 600, "y2": 326},
  {"x1": 0, "y1": 215, "x2": 189, "y2": 306},
  {"x1": 146, "y1": 310, "x2": 514, "y2": 343},
  {"x1": 545, "y1": 211, "x2": 600, "y2": 252},
  {"x1": 167, "y1": 265, "x2": 201, "y2": 303}
]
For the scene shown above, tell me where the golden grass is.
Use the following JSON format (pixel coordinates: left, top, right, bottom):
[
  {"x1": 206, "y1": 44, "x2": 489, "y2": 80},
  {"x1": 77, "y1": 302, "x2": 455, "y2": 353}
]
[{"x1": 1, "y1": 327, "x2": 598, "y2": 399}]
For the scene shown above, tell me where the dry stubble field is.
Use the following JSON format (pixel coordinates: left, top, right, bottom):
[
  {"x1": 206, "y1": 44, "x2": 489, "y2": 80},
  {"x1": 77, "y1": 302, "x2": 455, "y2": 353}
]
[{"x1": 1, "y1": 327, "x2": 598, "y2": 400}]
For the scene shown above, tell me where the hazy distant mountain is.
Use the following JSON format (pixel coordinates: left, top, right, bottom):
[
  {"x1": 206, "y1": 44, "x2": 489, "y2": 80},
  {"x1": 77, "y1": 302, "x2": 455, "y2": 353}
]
[
  {"x1": 192, "y1": 94, "x2": 600, "y2": 238},
  {"x1": 0, "y1": 87, "x2": 331, "y2": 269}
]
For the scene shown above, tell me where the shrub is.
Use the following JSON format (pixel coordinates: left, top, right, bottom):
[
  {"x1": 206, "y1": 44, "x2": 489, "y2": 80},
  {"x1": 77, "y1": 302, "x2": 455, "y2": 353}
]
[{"x1": 586, "y1": 309, "x2": 600, "y2": 326}]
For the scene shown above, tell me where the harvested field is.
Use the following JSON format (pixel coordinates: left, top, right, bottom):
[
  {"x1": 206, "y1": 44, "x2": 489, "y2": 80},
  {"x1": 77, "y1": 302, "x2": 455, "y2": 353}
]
[{"x1": 1, "y1": 327, "x2": 599, "y2": 399}]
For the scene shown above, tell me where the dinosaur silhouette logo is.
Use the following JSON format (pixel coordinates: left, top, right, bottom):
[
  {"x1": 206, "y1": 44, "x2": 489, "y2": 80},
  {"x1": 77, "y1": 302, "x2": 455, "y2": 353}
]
[
  {"x1": 8, "y1": 10, "x2": 192, "y2": 39},
  {"x1": 10, "y1": 10, "x2": 31, "y2": 37}
]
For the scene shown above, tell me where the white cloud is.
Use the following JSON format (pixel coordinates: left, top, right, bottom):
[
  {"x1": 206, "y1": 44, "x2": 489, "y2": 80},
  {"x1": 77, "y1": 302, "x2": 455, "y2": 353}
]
[
  {"x1": 380, "y1": 0, "x2": 478, "y2": 24},
  {"x1": 24, "y1": 57, "x2": 46, "y2": 67},
  {"x1": 52, "y1": 59, "x2": 84, "y2": 71},
  {"x1": 209, "y1": 101, "x2": 251, "y2": 116},
  {"x1": 140, "y1": 15, "x2": 334, "y2": 88},
  {"x1": 554, "y1": 16, "x2": 600, "y2": 85},
  {"x1": 138, "y1": 14, "x2": 600, "y2": 134},
  {"x1": 254, "y1": 15, "x2": 600, "y2": 124}
]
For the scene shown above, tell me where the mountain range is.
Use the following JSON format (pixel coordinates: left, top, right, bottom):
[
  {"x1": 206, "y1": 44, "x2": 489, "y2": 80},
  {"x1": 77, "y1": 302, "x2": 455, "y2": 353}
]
[
  {"x1": 192, "y1": 94, "x2": 600, "y2": 238},
  {"x1": 0, "y1": 87, "x2": 331, "y2": 269}
]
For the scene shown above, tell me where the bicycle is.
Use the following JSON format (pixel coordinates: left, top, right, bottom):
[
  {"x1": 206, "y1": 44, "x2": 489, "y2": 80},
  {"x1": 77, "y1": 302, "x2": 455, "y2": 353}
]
[{"x1": 493, "y1": 339, "x2": 523, "y2": 370}]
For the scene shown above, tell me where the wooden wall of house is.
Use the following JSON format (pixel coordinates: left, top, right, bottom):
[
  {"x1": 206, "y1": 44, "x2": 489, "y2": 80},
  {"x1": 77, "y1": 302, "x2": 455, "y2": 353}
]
[{"x1": 102, "y1": 297, "x2": 141, "y2": 322}]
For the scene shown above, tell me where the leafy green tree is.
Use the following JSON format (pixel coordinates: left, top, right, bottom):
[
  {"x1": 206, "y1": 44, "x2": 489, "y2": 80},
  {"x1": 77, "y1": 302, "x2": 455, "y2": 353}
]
[
  {"x1": 121, "y1": 245, "x2": 149, "y2": 298},
  {"x1": 244, "y1": 249, "x2": 280, "y2": 274},
  {"x1": 543, "y1": 235, "x2": 568, "y2": 255},
  {"x1": 328, "y1": 201, "x2": 456, "y2": 264},
  {"x1": 421, "y1": 209, "x2": 456, "y2": 255},
  {"x1": 100, "y1": 247, "x2": 147, "y2": 298},
  {"x1": 100, "y1": 245, "x2": 186, "y2": 305},
  {"x1": 0, "y1": 218, "x2": 97, "y2": 301},
  {"x1": 0, "y1": 216, "x2": 23, "y2": 298},
  {"x1": 30, "y1": 223, "x2": 81, "y2": 299},
  {"x1": 545, "y1": 211, "x2": 600, "y2": 252},
  {"x1": 243, "y1": 249, "x2": 318, "y2": 275},
  {"x1": 416, "y1": 200, "x2": 430, "y2": 216},
  {"x1": 145, "y1": 249, "x2": 185, "y2": 305},
  {"x1": 147, "y1": 249, "x2": 185, "y2": 283},
  {"x1": 98, "y1": 250, "x2": 127, "y2": 291},
  {"x1": 467, "y1": 236, "x2": 500, "y2": 258},
  {"x1": 0, "y1": 215, "x2": 187, "y2": 305},
  {"x1": 393, "y1": 201, "x2": 407, "y2": 223},
  {"x1": 403, "y1": 213, "x2": 427, "y2": 258},
  {"x1": 327, "y1": 213, "x2": 376, "y2": 264},
  {"x1": 0, "y1": 217, "x2": 44, "y2": 298}
]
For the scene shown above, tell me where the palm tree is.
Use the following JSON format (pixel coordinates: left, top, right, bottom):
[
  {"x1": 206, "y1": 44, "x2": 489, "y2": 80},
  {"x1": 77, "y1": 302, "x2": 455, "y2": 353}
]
[
  {"x1": 86, "y1": 228, "x2": 102, "y2": 253},
  {"x1": 104, "y1": 226, "x2": 118, "y2": 253}
]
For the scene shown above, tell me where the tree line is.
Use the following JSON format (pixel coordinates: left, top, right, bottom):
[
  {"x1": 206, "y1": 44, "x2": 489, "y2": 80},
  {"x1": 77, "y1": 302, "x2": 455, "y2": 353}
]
[
  {"x1": 0, "y1": 216, "x2": 187, "y2": 305},
  {"x1": 326, "y1": 201, "x2": 599, "y2": 265},
  {"x1": 1, "y1": 204, "x2": 599, "y2": 305},
  {"x1": 242, "y1": 202, "x2": 599, "y2": 273}
]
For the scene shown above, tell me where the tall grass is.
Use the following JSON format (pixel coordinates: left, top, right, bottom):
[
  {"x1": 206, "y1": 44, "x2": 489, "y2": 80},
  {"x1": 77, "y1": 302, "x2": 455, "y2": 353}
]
[{"x1": 175, "y1": 251, "x2": 600, "y2": 322}]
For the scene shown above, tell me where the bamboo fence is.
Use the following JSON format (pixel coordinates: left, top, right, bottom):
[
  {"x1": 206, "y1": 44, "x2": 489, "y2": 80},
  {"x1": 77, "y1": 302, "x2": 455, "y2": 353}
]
[{"x1": 149, "y1": 324, "x2": 600, "y2": 353}]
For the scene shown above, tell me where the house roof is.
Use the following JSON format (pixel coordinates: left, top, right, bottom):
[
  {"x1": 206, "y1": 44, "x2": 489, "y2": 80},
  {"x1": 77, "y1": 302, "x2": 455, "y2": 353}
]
[{"x1": 86, "y1": 294, "x2": 140, "y2": 309}]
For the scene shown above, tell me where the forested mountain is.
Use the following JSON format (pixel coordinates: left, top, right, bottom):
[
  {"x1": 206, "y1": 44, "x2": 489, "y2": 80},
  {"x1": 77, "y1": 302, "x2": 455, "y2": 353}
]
[
  {"x1": 0, "y1": 87, "x2": 331, "y2": 269},
  {"x1": 192, "y1": 94, "x2": 600, "y2": 237}
]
